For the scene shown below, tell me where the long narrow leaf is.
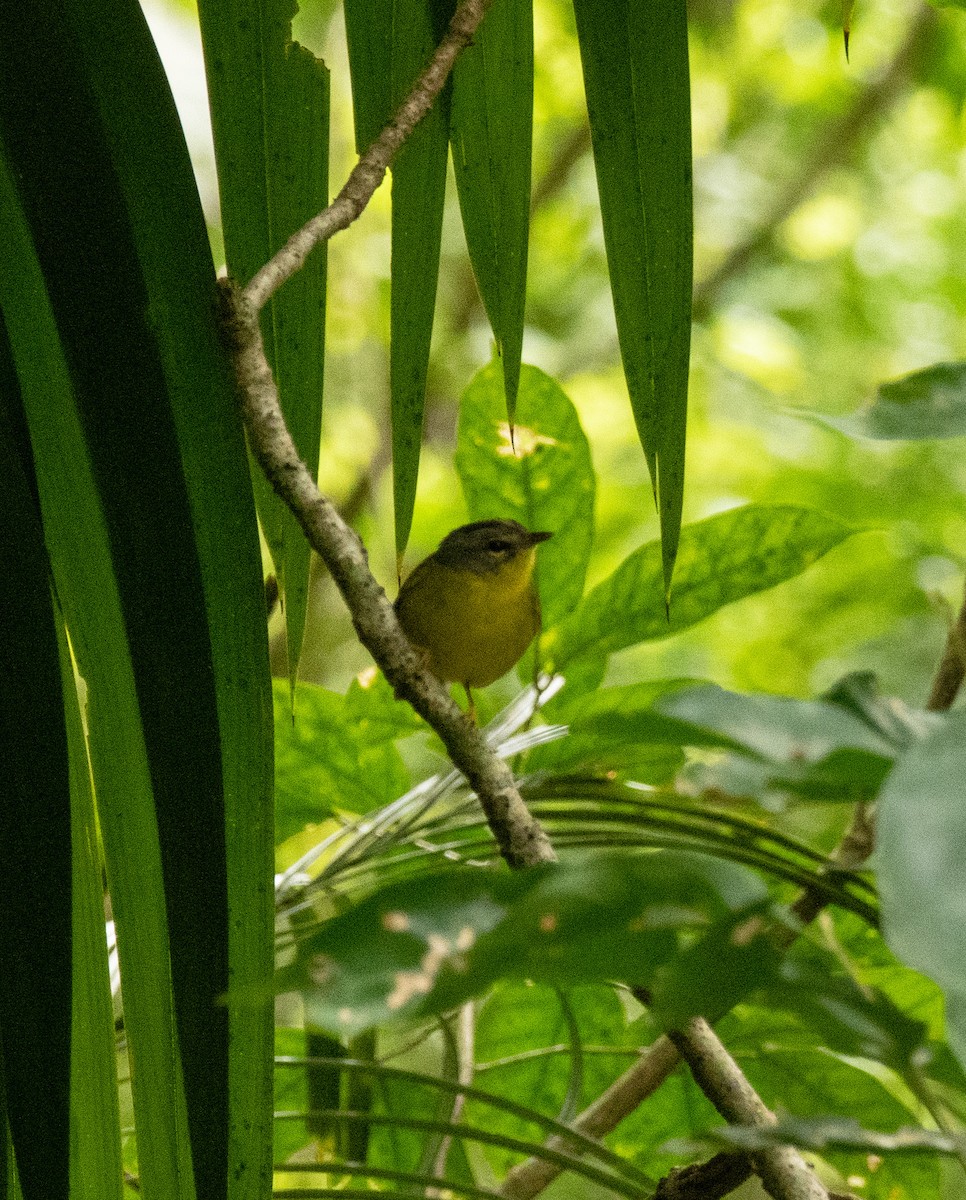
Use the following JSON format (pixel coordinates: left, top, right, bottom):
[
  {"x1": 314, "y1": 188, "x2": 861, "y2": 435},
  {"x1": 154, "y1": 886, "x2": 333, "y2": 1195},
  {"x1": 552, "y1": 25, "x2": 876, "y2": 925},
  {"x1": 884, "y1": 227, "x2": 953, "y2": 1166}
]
[
  {"x1": 0, "y1": 2, "x2": 274, "y2": 1195},
  {"x1": 59, "y1": 623, "x2": 124, "y2": 1200},
  {"x1": 198, "y1": 0, "x2": 330, "y2": 688},
  {"x1": 344, "y1": 0, "x2": 455, "y2": 558},
  {"x1": 572, "y1": 0, "x2": 693, "y2": 595},
  {"x1": 0, "y1": 317, "x2": 71, "y2": 1200},
  {"x1": 0, "y1": 157, "x2": 195, "y2": 1199},
  {"x1": 450, "y1": 0, "x2": 533, "y2": 425}
]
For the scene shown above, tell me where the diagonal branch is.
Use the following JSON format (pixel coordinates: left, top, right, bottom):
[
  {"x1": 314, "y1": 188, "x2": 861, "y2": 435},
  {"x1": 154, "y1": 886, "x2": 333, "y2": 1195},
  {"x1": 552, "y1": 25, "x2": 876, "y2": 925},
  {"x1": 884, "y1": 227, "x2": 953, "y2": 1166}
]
[
  {"x1": 221, "y1": 285, "x2": 554, "y2": 871},
  {"x1": 222, "y1": 0, "x2": 555, "y2": 871},
  {"x1": 244, "y1": 0, "x2": 495, "y2": 311},
  {"x1": 665, "y1": 1018, "x2": 829, "y2": 1200}
]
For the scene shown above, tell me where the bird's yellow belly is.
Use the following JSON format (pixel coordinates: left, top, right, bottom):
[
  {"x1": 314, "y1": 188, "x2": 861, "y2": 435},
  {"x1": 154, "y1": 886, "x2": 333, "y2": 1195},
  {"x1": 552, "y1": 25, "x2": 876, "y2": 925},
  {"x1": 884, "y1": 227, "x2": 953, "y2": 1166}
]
[{"x1": 405, "y1": 566, "x2": 539, "y2": 688}]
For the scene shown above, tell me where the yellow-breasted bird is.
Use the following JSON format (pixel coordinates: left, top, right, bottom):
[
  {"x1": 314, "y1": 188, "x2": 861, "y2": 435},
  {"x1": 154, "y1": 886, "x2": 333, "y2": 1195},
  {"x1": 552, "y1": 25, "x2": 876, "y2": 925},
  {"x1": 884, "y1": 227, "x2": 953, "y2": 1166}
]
[{"x1": 395, "y1": 519, "x2": 553, "y2": 720}]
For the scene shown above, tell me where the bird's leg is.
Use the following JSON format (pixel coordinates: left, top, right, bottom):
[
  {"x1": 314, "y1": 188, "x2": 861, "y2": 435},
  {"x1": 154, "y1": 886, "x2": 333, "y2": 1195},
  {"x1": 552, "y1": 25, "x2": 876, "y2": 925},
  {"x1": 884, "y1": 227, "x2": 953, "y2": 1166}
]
[{"x1": 462, "y1": 684, "x2": 477, "y2": 725}]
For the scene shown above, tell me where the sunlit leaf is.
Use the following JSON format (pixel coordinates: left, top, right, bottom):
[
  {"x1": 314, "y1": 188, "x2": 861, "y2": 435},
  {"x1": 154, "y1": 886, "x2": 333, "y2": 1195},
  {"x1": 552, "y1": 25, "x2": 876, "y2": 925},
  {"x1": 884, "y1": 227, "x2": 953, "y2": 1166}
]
[
  {"x1": 274, "y1": 680, "x2": 413, "y2": 841},
  {"x1": 456, "y1": 362, "x2": 595, "y2": 629},
  {"x1": 60, "y1": 613, "x2": 124, "y2": 1200}
]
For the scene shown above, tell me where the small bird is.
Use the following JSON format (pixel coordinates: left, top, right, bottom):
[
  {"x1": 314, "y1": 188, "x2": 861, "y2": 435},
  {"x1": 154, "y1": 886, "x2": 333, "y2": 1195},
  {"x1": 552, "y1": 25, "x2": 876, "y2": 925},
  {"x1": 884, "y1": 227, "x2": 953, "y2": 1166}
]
[{"x1": 395, "y1": 519, "x2": 553, "y2": 720}]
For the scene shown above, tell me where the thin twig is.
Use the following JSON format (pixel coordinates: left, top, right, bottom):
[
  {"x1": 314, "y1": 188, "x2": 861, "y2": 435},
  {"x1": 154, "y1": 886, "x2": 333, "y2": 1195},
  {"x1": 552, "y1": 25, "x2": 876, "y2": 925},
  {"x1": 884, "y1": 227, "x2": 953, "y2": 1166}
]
[
  {"x1": 244, "y1": 0, "x2": 495, "y2": 311},
  {"x1": 499, "y1": 1037, "x2": 681, "y2": 1197},
  {"x1": 926, "y1": 579, "x2": 966, "y2": 711}
]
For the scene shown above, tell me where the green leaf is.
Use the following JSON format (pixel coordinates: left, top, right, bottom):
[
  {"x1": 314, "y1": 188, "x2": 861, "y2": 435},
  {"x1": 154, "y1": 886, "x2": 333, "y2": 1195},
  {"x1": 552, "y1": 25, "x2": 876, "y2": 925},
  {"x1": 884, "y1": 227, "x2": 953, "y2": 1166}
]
[
  {"x1": 658, "y1": 684, "x2": 900, "y2": 760},
  {"x1": 390, "y1": 1, "x2": 458, "y2": 557},
  {"x1": 450, "y1": 0, "x2": 533, "y2": 424},
  {"x1": 821, "y1": 671, "x2": 933, "y2": 751},
  {"x1": 525, "y1": 680, "x2": 697, "y2": 779},
  {"x1": 274, "y1": 680, "x2": 413, "y2": 842},
  {"x1": 572, "y1": 0, "x2": 692, "y2": 594},
  {"x1": 649, "y1": 911, "x2": 783, "y2": 1030},
  {"x1": 546, "y1": 505, "x2": 855, "y2": 676},
  {"x1": 1, "y1": 1, "x2": 274, "y2": 1193},
  {"x1": 808, "y1": 361, "x2": 966, "y2": 440},
  {"x1": 724, "y1": 1019, "x2": 942, "y2": 1198},
  {"x1": 456, "y1": 362, "x2": 595, "y2": 629},
  {"x1": 60, "y1": 616, "x2": 124, "y2": 1200},
  {"x1": 877, "y1": 709, "x2": 966, "y2": 1072},
  {"x1": 0, "y1": 62, "x2": 194, "y2": 1200},
  {"x1": 285, "y1": 851, "x2": 767, "y2": 1035},
  {"x1": 344, "y1": 0, "x2": 456, "y2": 556},
  {"x1": 0, "y1": 320, "x2": 71, "y2": 1200},
  {"x1": 197, "y1": 0, "x2": 330, "y2": 687},
  {"x1": 468, "y1": 982, "x2": 631, "y2": 1176},
  {"x1": 342, "y1": 0, "x2": 391, "y2": 152},
  {"x1": 768, "y1": 956, "x2": 929, "y2": 1074},
  {"x1": 668, "y1": 673, "x2": 927, "y2": 808}
]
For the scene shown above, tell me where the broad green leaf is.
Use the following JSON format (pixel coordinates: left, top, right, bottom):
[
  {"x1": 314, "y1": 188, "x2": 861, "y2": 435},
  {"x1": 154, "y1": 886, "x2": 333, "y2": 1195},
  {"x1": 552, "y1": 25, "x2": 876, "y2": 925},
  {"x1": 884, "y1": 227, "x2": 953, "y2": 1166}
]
[
  {"x1": 344, "y1": 0, "x2": 456, "y2": 557},
  {"x1": 467, "y1": 982, "x2": 631, "y2": 1176},
  {"x1": 198, "y1": 0, "x2": 330, "y2": 688},
  {"x1": 877, "y1": 709, "x2": 966, "y2": 1072},
  {"x1": 552, "y1": 677, "x2": 898, "y2": 804},
  {"x1": 450, "y1": 0, "x2": 533, "y2": 424},
  {"x1": 345, "y1": 667, "x2": 425, "y2": 741},
  {"x1": 687, "y1": 1116, "x2": 959, "y2": 1157},
  {"x1": 658, "y1": 684, "x2": 900, "y2": 760},
  {"x1": 274, "y1": 680, "x2": 414, "y2": 841},
  {"x1": 649, "y1": 911, "x2": 783, "y2": 1030},
  {"x1": 821, "y1": 671, "x2": 934, "y2": 751},
  {"x1": 766, "y1": 957, "x2": 929, "y2": 1075},
  {"x1": 525, "y1": 680, "x2": 698, "y2": 779},
  {"x1": 284, "y1": 851, "x2": 767, "y2": 1034},
  {"x1": 0, "y1": 322, "x2": 71, "y2": 1200},
  {"x1": 572, "y1": 0, "x2": 692, "y2": 594},
  {"x1": 456, "y1": 362, "x2": 595, "y2": 629},
  {"x1": 808, "y1": 361, "x2": 966, "y2": 440},
  {"x1": 546, "y1": 505, "x2": 855, "y2": 676}
]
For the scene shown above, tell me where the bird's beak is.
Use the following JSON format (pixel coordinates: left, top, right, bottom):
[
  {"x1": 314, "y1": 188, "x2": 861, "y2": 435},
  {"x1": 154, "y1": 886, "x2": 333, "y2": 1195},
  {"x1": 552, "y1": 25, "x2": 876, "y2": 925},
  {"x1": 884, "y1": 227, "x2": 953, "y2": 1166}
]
[{"x1": 529, "y1": 530, "x2": 553, "y2": 545}]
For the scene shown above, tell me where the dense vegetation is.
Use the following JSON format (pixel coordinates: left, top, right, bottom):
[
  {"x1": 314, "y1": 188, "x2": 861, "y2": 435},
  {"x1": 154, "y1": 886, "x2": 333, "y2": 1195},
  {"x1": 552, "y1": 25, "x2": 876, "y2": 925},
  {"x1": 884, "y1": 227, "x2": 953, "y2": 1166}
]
[{"x1": 3, "y1": 0, "x2": 966, "y2": 1197}]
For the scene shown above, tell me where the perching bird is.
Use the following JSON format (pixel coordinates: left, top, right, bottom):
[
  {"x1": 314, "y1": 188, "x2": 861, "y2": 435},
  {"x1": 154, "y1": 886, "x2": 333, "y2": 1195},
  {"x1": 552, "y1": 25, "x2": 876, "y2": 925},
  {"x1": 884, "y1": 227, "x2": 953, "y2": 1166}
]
[{"x1": 395, "y1": 518, "x2": 552, "y2": 719}]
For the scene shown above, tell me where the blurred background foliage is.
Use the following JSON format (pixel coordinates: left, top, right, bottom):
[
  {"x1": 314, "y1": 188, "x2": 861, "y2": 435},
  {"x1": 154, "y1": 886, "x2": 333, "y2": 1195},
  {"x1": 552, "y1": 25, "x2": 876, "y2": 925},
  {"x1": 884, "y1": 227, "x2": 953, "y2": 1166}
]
[{"x1": 149, "y1": 0, "x2": 966, "y2": 698}]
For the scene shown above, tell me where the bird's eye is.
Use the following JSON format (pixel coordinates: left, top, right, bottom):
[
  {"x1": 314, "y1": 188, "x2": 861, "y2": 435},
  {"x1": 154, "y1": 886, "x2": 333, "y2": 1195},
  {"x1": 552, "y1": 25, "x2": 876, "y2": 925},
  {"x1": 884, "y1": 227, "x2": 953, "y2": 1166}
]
[{"x1": 486, "y1": 539, "x2": 511, "y2": 553}]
